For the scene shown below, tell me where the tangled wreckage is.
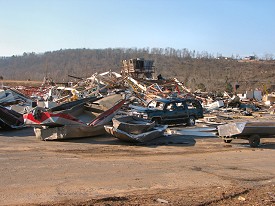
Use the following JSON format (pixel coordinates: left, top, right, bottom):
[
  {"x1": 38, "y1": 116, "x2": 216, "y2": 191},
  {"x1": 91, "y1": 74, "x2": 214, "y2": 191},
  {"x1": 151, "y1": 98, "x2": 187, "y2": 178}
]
[
  {"x1": 24, "y1": 94, "x2": 125, "y2": 140},
  {"x1": 1, "y1": 58, "x2": 275, "y2": 147}
]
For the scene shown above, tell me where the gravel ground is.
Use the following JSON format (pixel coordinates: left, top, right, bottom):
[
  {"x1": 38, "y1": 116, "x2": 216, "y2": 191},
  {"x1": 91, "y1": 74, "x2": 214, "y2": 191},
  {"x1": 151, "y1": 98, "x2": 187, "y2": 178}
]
[{"x1": 0, "y1": 120, "x2": 274, "y2": 206}]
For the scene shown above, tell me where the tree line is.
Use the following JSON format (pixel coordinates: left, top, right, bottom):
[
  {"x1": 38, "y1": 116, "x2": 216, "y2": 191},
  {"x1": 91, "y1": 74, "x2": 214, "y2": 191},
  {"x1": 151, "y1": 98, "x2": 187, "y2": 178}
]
[{"x1": 0, "y1": 47, "x2": 274, "y2": 92}]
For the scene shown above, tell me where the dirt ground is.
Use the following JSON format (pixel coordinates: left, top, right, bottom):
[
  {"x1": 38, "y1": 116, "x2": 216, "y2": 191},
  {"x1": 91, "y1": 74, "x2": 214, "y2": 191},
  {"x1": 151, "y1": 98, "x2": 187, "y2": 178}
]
[
  {"x1": 1, "y1": 80, "x2": 43, "y2": 87},
  {"x1": 0, "y1": 123, "x2": 274, "y2": 206}
]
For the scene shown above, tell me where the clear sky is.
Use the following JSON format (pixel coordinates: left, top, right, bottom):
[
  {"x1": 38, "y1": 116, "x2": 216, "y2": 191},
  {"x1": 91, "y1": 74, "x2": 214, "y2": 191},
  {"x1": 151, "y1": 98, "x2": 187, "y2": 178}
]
[{"x1": 0, "y1": 0, "x2": 274, "y2": 57}]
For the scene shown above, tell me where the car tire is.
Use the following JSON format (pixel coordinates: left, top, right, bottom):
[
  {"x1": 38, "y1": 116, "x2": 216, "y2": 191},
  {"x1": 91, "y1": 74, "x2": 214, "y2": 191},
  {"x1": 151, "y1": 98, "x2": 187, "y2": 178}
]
[
  {"x1": 187, "y1": 116, "x2": 196, "y2": 126},
  {"x1": 249, "y1": 134, "x2": 260, "y2": 148}
]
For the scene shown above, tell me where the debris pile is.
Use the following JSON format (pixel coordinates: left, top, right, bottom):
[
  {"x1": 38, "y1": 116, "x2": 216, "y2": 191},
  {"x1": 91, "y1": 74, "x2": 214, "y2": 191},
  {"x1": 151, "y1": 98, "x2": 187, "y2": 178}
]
[{"x1": 0, "y1": 58, "x2": 275, "y2": 147}]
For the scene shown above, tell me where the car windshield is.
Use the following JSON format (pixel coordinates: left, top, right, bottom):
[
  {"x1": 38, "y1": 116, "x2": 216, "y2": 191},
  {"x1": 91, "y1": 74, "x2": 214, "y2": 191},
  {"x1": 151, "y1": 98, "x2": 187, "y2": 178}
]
[{"x1": 148, "y1": 101, "x2": 164, "y2": 110}]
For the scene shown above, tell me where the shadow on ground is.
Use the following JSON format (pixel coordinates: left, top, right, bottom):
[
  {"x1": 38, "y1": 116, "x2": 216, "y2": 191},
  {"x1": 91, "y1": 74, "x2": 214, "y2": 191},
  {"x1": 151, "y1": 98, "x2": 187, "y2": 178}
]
[{"x1": 0, "y1": 127, "x2": 34, "y2": 137}]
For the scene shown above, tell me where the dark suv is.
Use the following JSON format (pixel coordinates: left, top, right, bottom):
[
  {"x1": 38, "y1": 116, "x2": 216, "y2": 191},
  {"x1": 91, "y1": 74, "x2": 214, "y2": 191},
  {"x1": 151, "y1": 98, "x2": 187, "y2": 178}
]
[{"x1": 131, "y1": 98, "x2": 203, "y2": 125}]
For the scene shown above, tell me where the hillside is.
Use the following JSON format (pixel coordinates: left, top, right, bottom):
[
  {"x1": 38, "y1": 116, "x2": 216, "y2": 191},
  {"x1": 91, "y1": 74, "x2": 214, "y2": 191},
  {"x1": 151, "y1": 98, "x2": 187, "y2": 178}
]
[{"x1": 0, "y1": 48, "x2": 275, "y2": 93}]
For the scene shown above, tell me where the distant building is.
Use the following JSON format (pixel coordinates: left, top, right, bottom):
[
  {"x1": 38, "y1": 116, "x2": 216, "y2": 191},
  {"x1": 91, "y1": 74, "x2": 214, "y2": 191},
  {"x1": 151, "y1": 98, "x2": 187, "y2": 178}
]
[
  {"x1": 121, "y1": 58, "x2": 155, "y2": 79},
  {"x1": 243, "y1": 56, "x2": 256, "y2": 60}
]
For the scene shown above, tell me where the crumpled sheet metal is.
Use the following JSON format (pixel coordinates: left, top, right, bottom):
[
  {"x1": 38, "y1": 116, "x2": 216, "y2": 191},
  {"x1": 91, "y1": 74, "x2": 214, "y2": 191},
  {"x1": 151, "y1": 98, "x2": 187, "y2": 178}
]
[{"x1": 34, "y1": 124, "x2": 105, "y2": 140}]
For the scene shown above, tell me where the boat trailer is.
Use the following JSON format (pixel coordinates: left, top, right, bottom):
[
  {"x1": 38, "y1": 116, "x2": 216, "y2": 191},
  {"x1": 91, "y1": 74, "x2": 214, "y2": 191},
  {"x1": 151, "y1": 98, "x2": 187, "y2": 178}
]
[{"x1": 218, "y1": 121, "x2": 275, "y2": 147}]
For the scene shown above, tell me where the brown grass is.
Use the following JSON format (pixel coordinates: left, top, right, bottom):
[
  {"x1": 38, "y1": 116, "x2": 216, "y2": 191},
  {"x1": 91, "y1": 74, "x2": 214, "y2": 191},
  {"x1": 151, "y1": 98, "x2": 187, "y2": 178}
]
[{"x1": 1, "y1": 80, "x2": 43, "y2": 87}]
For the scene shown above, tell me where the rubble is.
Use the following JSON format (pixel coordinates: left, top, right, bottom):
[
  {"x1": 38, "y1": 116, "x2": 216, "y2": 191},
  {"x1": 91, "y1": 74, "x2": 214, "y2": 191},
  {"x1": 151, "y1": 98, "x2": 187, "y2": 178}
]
[
  {"x1": 0, "y1": 105, "x2": 24, "y2": 129},
  {"x1": 24, "y1": 94, "x2": 125, "y2": 140},
  {"x1": 0, "y1": 58, "x2": 274, "y2": 147}
]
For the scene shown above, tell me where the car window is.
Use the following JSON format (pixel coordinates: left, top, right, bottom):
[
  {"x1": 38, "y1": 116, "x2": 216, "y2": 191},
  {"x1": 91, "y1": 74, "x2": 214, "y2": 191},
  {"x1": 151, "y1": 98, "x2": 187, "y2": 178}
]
[
  {"x1": 156, "y1": 102, "x2": 164, "y2": 110},
  {"x1": 176, "y1": 102, "x2": 185, "y2": 110},
  {"x1": 175, "y1": 102, "x2": 184, "y2": 110},
  {"x1": 148, "y1": 101, "x2": 164, "y2": 110},
  {"x1": 186, "y1": 101, "x2": 196, "y2": 109},
  {"x1": 148, "y1": 101, "x2": 156, "y2": 108},
  {"x1": 166, "y1": 103, "x2": 177, "y2": 111},
  {"x1": 155, "y1": 102, "x2": 164, "y2": 110}
]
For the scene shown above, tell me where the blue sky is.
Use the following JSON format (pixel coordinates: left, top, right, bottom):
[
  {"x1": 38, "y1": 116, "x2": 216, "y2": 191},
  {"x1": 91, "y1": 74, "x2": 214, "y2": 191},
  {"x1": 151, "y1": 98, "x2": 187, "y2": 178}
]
[{"x1": 0, "y1": 0, "x2": 274, "y2": 57}]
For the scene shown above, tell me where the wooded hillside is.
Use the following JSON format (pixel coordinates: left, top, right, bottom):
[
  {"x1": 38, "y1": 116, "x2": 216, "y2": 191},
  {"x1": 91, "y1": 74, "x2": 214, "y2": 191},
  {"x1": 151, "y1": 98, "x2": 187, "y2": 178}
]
[{"x1": 0, "y1": 48, "x2": 275, "y2": 92}]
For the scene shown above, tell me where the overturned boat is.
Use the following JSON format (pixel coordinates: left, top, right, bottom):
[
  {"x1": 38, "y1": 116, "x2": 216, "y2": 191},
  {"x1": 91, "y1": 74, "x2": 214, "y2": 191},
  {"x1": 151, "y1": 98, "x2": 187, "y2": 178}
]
[
  {"x1": 105, "y1": 116, "x2": 167, "y2": 143},
  {"x1": 105, "y1": 124, "x2": 167, "y2": 143},
  {"x1": 24, "y1": 94, "x2": 126, "y2": 140},
  {"x1": 0, "y1": 105, "x2": 24, "y2": 129},
  {"x1": 112, "y1": 116, "x2": 156, "y2": 134}
]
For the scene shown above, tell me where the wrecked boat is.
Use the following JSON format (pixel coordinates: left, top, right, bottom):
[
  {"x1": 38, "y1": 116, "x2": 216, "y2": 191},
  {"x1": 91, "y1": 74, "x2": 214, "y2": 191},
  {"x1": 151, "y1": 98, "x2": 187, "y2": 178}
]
[
  {"x1": 34, "y1": 124, "x2": 106, "y2": 141},
  {"x1": 24, "y1": 94, "x2": 126, "y2": 140},
  {"x1": 24, "y1": 96, "x2": 101, "y2": 126},
  {"x1": 218, "y1": 121, "x2": 275, "y2": 147},
  {"x1": 105, "y1": 116, "x2": 167, "y2": 143},
  {"x1": 0, "y1": 105, "x2": 24, "y2": 129},
  {"x1": 112, "y1": 116, "x2": 156, "y2": 134},
  {"x1": 105, "y1": 124, "x2": 167, "y2": 143}
]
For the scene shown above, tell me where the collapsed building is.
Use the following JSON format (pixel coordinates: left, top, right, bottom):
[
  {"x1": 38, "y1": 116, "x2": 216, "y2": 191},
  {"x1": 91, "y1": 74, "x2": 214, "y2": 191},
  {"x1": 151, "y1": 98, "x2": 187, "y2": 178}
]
[
  {"x1": 0, "y1": 58, "x2": 274, "y2": 114},
  {"x1": 121, "y1": 58, "x2": 155, "y2": 79},
  {"x1": 1, "y1": 58, "x2": 275, "y2": 147}
]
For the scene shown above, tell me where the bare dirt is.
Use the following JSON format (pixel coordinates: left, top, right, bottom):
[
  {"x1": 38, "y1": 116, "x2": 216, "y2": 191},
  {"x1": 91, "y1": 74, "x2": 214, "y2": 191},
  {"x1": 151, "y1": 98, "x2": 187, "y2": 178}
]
[
  {"x1": 0, "y1": 125, "x2": 274, "y2": 206},
  {"x1": 1, "y1": 80, "x2": 43, "y2": 87}
]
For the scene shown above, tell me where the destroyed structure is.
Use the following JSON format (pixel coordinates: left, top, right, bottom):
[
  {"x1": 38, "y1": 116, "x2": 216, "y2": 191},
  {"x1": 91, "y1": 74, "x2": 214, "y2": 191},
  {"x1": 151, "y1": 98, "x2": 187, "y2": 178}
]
[
  {"x1": 121, "y1": 58, "x2": 155, "y2": 79},
  {"x1": 1, "y1": 58, "x2": 275, "y2": 147}
]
